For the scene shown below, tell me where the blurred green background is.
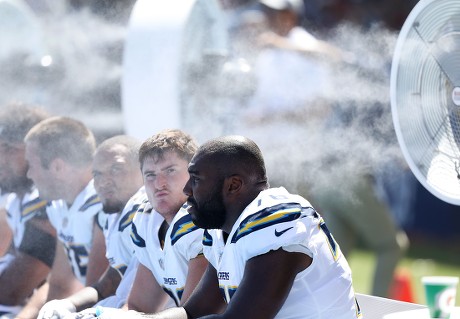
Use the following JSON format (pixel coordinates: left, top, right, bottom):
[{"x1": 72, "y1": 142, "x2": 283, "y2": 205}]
[{"x1": 349, "y1": 238, "x2": 460, "y2": 306}]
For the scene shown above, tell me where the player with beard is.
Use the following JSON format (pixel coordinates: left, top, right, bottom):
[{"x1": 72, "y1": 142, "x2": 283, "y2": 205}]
[
  {"x1": 127, "y1": 135, "x2": 361, "y2": 319},
  {"x1": 0, "y1": 103, "x2": 56, "y2": 318},
  {"x1": 37, "y1": 135, "x2": 146, "y2": 318}
]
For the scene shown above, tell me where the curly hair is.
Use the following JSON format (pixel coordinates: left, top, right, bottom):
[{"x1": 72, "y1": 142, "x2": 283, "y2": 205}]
[{"x1": 139, "y1": 129, "x2": 198, "y2": 169}]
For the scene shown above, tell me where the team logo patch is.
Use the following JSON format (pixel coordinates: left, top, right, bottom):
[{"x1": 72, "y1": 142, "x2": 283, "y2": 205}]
[{"x1": 170, "y1": 214, "x2": 198, "y2": 245}]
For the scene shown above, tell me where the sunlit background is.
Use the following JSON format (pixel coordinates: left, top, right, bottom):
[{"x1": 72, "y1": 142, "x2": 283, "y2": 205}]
[{"x1": 1, "y1": 0, "x2": 459, "y2": 304}]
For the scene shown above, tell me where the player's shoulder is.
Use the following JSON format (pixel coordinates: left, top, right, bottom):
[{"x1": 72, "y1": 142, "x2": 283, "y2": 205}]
[
  {"x1": 169, "y1": 205, "x2": 202, "y2": 246},
  {"x1": 77, "y1": 180, "x2": 102, "y2": 213},
  {"x1": 230, "y1": 187, "x2": 314, "y2": 244},
  {"x1": 131, "y1": 199, "x2": 156, "y2": 248},
  {"x1": 132, "y1": 196, "x2": 152, "y2": 224},
  {"x1": 119, "y1": 187, "x2": 147, "y2": 232},
  {"x1": 124, "y1": 187, "x2": 147, "y2": 211},
  {"x1": 253, "y1": 187, "x2": 312, "y2": 208},
  {"x1": 6, "y1": 188, "x2": 48, "y2": 222},
  {"x1": 21, "y1": 192, "x2": 48, "y2": 220},
  {"x1": 78, "y1": 193, "x2": 101, "y2": 212}
]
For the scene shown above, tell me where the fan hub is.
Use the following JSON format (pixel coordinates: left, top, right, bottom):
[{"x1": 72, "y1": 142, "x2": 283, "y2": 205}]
[{"x1": 452, "y1": 87, "x2": 460, "y2": 106}]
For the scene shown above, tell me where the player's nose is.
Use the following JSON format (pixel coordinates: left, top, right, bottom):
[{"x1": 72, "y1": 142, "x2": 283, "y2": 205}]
[{"x1": 183, "y1": 178, "x2": 192, "y2": 197}]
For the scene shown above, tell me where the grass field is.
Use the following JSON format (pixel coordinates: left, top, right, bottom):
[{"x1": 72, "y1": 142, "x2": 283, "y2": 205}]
[{"x1": 348, "y1": 238, "x2": 460, "y2": 306}]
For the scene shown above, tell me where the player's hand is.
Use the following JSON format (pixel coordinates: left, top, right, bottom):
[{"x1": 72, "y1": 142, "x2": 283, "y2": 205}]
[
  {"x1": 63, "y1": 307, "x2": 97, "y2": 319},
  {"x1": 37, "y1": 299, "x2": 76, "y2": 319}
]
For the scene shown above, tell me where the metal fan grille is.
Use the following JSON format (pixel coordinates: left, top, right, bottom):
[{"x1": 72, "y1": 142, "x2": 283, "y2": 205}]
[{"x1": 391, "y1": 0, "x2": 460, "y2": 205}]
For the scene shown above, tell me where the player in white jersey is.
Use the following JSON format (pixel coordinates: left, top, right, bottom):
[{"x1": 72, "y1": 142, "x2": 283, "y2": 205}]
[
  {"x1": 71, "y1": 130, "x2": 206, "y2": 319},
  {"x1": 130, "y1": 200, "x2": 203, "y2": 307},
  {"x1": 4, "y1": 189, "x2": 49, "y2": 258},
  {"x1": 203, "y1": 187, "x2": 359, "y2": 319},
  {"x1": 122, "y1": 129, "x2": 207, "y2": 315},
  {"x1": 46, "y1": 181, "x2": 103, "y2": 283},
  {"x1": 0, "y1": 104, "x2": 56, "y2": 318},
  {"x1": 37, "y1": 135, "x2": 146, "y2": 319},
  {"x1": 133, "y1": 136, "x2": 361, "y2": 319},
  {"x1": 22, "y1": 116, "x2": 108, "y2": 319},
  {"x1": 0, "y1": 189, "x2": 56, "y2": 316},
  {"x1": 100, "y1": 188, "x2": 145, "y2": 304}
]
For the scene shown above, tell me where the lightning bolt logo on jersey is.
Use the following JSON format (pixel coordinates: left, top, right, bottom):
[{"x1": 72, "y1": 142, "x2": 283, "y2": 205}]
[
  {"x1": 46, "y1": 180, "x2": 102, "y2": 283},
  {"x1": 203, "y1": 187, "x2": 361, "y2": 319},
  {"x1": 131, "y1": 204, "x2": 203, "y2": 307}
]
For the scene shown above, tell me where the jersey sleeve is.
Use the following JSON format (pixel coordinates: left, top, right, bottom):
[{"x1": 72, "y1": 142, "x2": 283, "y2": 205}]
[
  {"x1": 174, "y1": 221, "x2": 203, "y2": 261},
  {"x1": 130, "y1": 210, "x2": 149, "y2": 269},
  {"x1": 168, "y1": 210, "x2": 202, "y2": 261},
  {"x1": 231, "y1": 203, "x2": 316, "y2": 262}
]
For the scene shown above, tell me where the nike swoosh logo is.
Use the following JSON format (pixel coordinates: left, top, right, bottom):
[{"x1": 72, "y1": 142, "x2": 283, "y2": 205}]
[{"x1": 275, "y1": 227, "x2": 293, "y2": 237}]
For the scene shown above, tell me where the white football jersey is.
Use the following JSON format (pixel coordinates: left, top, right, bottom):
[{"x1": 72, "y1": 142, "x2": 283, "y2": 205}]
[
  {"x1": 203, "y1": 187, "x2": 361, "y2": 319},
  {"x1": 0, "y1": 191, "x2": 10, "y2": 209},
  {"x1": 95, "y1": 256, "x2": 140, "y2": 309},
  {"x1": 47, "y1": 180, "x2": 102, "y2": 283},
  {"x1": 5, "y1": 188, "x2": 47, "y2": 249},
  {"x1": 0, "y1": 188, "x2": 48, "y2": 316},
  {"x1": 103, "y1": 187, "x2": 146, "y2": 275},
  {"x1": 131, "y1": 202, "x2": 204, "y2": 306},
  {"x1": 94, "y1": 187, "x2": 147, "y2": 308}
]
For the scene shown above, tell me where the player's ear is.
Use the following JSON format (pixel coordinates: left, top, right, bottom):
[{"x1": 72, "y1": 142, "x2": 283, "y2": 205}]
[
  {"x1": 49, "y1": 158, "x2": 66, "y2": 174},
  {"x1": 224, "y1": 174, "x2": 243, "y2": 195}
]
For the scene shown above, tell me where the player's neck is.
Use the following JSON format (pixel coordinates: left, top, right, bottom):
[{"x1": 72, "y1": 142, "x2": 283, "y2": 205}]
[{"x1": 63, "y1": 174, "x2": 93, "y2": 206}]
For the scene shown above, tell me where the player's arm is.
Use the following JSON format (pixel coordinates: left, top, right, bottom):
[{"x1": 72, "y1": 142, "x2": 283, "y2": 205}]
[
  {"x1": 139, "y1": 263, "x2": 225, "y2": 319},
  {"x1": 0, "y1": 208, "x2": 12, "y2": 256},
  {"x1": 0, "y1": 252, "x2": 51, "y2": 304},
  {"x1": 127, "y1": 263, "x2": 169, "y2": 313},
  {"x1": 64, "y1": 265, "x2": 122, "y2": 311},
  {"x1": 85, "y1": 219, "x2": 109, "y2": 286},
  {"x1": 182, "y1": 263, "x2": 226, "y2": 317},
  {"x1": 0, "y1": 217, "x2": 55, "y2": 305},
  {"x1": 200, "y1": 248, "x2": 311, "y2": 319},
  {"x1": 20, "y1": 241, "x2": 83, "y2": 319},
  {"x1": 48, "y1": 241, "x2": 85, "y2": 300},
  {"x1": 15, "y1": 282, "x2": 49, "y2": 319},
  {"x1": 179, "y1": 254, "x2": 208, "y2": 305}
]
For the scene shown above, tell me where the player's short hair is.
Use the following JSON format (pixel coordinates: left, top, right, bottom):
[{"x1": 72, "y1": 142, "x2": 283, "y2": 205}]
[
  {"x1": 96, "y1": 135, "x2": 142, "y2": 165},
  {"x1": 0, "y1": 102, "x2": 50, "y2": 144},
  {"x1": 25, "y1": 116, "x2": 96, "y2": 169},
  {"x1": 139, "y1": 129, "x2": 198, "y2": 169},
  {"x1": 198, "y1": 135, "x2": 268, "y2": 182}
]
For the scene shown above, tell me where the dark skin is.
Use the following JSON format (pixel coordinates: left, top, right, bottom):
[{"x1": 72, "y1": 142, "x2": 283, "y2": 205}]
[
  {"x1": 180, "y1": 249, "x2": 311, "y2": 319},
  {"x1": 178, "y1": 137, "x2": 313, "y2": 319},
  {"x1": 140, "y1": 136, "x2": 312, "y2": 319}
]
